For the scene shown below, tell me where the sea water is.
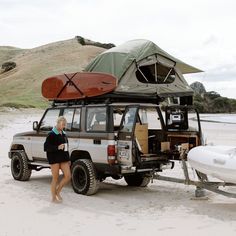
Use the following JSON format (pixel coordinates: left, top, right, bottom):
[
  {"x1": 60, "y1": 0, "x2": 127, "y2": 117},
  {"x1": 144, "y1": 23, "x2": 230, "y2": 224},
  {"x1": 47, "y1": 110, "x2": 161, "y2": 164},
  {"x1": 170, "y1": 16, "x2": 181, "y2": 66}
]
[{"x1": 200, "y1": 114, "x2": 236, "y2": 124}]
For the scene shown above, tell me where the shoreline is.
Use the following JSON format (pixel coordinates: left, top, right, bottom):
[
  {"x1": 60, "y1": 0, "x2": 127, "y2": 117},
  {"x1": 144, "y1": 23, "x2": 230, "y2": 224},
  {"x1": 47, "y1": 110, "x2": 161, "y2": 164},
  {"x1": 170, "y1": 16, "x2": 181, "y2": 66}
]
[
  {"x1": 192, "y1": 113, "x2": 236, "y2": 125},
  {"x1": 192, "y1": 118, "x2": 236, "y2": 125}
]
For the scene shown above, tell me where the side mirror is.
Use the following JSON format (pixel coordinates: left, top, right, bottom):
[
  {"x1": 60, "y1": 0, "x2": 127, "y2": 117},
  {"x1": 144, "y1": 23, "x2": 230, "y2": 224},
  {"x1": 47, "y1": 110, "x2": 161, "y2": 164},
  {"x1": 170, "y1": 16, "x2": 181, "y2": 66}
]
[{"x1": 33, "y1": 121, "x2": 39, "y2": 131}]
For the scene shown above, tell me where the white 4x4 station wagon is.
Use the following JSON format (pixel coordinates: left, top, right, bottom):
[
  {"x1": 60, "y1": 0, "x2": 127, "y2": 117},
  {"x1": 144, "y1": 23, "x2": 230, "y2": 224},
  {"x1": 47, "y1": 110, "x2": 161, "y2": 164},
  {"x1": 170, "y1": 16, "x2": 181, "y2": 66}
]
[{"x1": 9, "y1": 101, "x2": 202, "y2": 195}]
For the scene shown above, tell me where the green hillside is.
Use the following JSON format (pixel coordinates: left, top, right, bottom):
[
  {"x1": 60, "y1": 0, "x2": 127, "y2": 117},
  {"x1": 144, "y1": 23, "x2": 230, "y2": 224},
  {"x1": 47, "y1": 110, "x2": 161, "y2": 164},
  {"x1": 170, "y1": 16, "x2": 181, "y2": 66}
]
[{"x1": 0, "y1": 38, "x2": 105, "y2": 108}]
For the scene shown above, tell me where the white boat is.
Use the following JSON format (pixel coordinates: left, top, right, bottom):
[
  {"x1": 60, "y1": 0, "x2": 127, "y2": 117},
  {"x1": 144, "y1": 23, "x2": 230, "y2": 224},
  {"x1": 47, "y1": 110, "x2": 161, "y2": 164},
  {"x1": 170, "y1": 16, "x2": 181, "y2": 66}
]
[{"x1": 188, "y1": 146, "x2": 236, "y2": 183}]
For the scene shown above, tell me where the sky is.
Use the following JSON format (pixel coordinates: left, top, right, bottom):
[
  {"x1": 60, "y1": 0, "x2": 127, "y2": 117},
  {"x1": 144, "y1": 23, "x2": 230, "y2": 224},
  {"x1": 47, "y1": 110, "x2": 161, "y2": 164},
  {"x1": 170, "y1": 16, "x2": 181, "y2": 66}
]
[{"x1": 1, "y1": 0, "x2": 236, "y2": 98}]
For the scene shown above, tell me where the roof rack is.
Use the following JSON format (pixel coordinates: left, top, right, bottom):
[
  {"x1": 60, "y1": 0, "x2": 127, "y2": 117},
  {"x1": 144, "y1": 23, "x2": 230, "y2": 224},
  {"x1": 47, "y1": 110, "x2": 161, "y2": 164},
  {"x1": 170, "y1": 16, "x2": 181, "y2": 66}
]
[
  {"x1": 51, "y1": 93, "x2": 163, "y2": 107},
  {"x1": 50, "y1": 93, "x2": 194, "y2": 107}
]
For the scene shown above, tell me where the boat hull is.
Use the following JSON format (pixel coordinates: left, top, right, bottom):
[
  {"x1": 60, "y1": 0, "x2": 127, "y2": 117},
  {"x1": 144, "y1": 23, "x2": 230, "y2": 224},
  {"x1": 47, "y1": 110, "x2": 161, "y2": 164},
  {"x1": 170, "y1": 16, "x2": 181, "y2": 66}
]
[{"x1": 188, "y1": 146, "x2": 236, "y2": 183}]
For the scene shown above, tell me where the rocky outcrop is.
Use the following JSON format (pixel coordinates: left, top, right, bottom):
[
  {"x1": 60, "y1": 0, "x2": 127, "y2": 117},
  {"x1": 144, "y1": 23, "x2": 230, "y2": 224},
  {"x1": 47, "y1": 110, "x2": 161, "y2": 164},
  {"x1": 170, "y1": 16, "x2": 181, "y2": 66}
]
[
  {"x1": 75, "y1": 36, "x2": 115, "y2": 49},
  {"x1": 190, "y1": 81, "x2": 236, "y2": 113},
  {"x1": 190, "y1": 81, "x2": 206, "y2": 94}
]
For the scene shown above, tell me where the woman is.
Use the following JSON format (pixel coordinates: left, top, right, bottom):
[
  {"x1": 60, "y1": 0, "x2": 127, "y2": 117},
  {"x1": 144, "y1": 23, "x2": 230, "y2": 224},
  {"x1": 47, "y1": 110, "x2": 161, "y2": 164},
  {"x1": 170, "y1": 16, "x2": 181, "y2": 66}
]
[{"x1": 44, "y1": 116, "x2": 71, "y2": 203}]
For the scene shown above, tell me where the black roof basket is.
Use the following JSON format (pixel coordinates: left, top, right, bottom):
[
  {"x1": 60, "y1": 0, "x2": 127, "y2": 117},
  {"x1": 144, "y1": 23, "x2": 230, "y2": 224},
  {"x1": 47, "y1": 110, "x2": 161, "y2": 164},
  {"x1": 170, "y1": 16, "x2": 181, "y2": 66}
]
[
  {"x1": 50, "y1": 92, "x2": 193, "y2": 107},
  {"x1": 51, "y1": 93, "x2": 163, "y2": 107}
]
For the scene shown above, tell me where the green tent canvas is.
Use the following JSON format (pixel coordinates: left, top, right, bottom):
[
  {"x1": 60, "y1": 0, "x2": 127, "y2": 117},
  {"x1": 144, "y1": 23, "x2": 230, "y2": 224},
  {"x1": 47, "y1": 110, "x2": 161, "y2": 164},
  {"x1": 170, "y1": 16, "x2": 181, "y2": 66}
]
[{"x1": 85, "y1": 39, "x2": 202, "y2": 99}]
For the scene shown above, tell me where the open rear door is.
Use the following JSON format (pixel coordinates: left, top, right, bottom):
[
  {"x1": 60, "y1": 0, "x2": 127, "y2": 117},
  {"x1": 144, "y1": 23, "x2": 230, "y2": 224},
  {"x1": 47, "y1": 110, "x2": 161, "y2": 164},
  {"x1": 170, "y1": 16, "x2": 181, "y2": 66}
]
[{"x1": 117, "y1": 106, "x2": 139, "y2": 166}]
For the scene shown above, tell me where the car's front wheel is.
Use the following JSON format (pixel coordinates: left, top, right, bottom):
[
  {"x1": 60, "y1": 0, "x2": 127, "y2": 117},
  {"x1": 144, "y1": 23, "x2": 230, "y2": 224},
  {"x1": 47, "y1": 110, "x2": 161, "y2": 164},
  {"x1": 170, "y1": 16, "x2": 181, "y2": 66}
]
[
  {"x1": 11, "y1": 151, "x2": 32, "y2": 181},
  {"x1": 71, "y1": 159, "x2": 99, "y2": 195}
]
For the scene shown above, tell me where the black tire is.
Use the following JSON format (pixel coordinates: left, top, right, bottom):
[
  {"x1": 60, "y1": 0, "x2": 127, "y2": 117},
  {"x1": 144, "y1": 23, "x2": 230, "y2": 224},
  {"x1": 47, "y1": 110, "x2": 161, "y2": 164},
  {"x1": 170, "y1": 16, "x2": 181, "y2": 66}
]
[
  {"x1": 124, "y1": 174, "x2": 151, "y2": 187},
  {"x1": 71, "y1": 159, "x2": 99, "y2": 195},
  {"x1": 11, "y1": 151, "x2": 32, "y2": 181}
]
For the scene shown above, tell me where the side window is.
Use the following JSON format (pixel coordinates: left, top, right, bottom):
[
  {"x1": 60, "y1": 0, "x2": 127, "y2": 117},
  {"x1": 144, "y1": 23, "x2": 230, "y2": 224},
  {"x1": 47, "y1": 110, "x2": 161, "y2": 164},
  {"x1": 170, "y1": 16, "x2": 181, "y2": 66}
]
[
  {"x1": 72, "y1": 108, "x2": 81, "y2": 131},
  {"x1": 86, "y1": 107, "x2": 107, "y2": 132},
  {"x1": 63, "y1": 108, "x2": 75, "y2": 131},
  {"x1": 40, "y1": 109, "x2": 60, "y2": 131}
]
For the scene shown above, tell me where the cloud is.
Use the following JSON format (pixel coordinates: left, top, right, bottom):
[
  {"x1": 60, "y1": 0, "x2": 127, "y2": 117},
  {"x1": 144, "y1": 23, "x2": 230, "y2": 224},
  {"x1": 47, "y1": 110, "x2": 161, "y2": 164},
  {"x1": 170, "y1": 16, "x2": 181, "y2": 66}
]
[
  {"x1": 202, "y1": 35, "x2": 219, "y2": 46},
  {"x1": 1, "y1": 0, "x2": 236, "y2": 98},
  {"x1": 206, "y1": 64, "x2": 236, "y2": 82}
]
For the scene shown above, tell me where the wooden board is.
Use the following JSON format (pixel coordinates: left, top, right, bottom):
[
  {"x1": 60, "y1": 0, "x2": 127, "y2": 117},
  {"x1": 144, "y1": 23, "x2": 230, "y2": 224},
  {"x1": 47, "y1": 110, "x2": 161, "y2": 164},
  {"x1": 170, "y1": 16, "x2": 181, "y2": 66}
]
[{"x1": 41, "y1": 72, "x2": 117, "y2": 100}]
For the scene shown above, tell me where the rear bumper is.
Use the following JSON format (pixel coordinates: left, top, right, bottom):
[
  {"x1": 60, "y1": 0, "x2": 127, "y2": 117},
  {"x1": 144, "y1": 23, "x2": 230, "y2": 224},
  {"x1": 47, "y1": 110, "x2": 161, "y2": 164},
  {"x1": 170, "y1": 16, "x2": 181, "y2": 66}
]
[
  {"x1": 83, "y1": 159, "x2": 174, "y2": 176},
  {"x1": 121, "y1": 160, "x2": 174, "y2": 174},
  {"x1": 138, "y1": 160, "x2": 167, "y2": 169}
]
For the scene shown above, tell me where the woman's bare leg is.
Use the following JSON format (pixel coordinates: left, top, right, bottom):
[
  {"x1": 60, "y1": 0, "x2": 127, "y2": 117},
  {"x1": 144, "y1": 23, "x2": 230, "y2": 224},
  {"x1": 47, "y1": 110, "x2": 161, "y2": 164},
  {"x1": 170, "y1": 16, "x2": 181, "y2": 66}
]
[
  {"x1": 56, "y1": 162, "x2": 71, "y2": 200},
  {"x1": 50, "y1": 163, "x2": 60, "y2": 203}
]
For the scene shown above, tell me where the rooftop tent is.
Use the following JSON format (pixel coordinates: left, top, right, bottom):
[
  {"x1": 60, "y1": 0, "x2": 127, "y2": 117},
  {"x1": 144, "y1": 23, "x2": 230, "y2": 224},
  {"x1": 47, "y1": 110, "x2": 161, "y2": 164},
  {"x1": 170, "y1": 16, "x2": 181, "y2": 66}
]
[{"x1": 84, "y1": 39, "x2": 202, "y2": 99}]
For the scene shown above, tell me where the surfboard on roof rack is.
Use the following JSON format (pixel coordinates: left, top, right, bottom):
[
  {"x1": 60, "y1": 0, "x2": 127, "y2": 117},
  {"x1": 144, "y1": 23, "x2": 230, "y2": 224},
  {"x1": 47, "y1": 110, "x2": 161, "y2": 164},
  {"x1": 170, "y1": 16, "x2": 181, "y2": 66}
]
[{"x1": 41, "y1": 72, "x2": 117, "y2": 101}]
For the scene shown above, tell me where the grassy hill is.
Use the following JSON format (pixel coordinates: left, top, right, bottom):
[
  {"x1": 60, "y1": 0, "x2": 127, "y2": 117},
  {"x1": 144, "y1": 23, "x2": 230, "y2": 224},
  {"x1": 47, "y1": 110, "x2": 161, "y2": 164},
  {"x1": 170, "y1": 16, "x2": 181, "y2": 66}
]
[
  {"x1": 0, "y1": 46, "x2": 24, "y2": 64},
  {"x1": 0, "y1": 38, "x2": 105, "y2": 108}
]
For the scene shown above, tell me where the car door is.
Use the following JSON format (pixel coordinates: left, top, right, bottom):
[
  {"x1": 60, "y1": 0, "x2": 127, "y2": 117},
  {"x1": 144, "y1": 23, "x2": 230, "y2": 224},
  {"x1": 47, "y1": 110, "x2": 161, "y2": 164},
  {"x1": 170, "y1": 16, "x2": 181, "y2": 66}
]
[
  {"x1": 79, "y1": 106, "x2": 108, "y2": 164},
  {"x1": 117, "y1": 106, "x2": 139, "y2": 166},
  {"x1": 31, "y1": 108, "x2": 61, "y2": 161}
]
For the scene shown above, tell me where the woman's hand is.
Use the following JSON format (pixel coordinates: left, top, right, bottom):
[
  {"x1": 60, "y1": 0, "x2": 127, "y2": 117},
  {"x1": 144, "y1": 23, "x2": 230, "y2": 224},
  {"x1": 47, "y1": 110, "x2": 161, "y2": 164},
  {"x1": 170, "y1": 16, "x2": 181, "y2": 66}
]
[{"x1": 58, "y1": 144, "x2": 65, "y2": 150}]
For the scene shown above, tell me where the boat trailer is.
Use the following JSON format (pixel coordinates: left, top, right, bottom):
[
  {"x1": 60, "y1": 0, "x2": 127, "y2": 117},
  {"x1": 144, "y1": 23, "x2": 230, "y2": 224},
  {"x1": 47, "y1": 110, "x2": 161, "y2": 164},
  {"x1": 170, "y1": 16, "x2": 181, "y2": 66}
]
[{"x1": 152, "y1": 149, "x2": 236, "y2": 199}]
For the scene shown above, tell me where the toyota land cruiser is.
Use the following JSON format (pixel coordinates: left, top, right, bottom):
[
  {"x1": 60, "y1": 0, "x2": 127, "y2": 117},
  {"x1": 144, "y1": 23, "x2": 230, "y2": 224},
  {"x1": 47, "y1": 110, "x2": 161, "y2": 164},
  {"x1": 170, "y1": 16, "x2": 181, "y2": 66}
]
[{"x1": 9, "y1": 101, "x2": 202, "y2": 195}]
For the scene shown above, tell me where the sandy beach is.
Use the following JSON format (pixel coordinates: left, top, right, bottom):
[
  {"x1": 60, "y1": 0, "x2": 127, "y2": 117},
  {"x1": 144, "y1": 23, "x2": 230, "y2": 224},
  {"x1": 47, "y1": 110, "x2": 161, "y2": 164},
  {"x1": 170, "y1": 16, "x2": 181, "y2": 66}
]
[{"x1": 0, "y1": 108, "x2": 236, "y2": 236}]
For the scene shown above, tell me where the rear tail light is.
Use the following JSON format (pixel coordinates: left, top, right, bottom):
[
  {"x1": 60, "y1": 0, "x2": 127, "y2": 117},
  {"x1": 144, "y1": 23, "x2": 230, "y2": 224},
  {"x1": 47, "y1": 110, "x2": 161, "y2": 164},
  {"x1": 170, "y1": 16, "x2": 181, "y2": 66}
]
[{"x1": 107, "y1": 144, "x2": 116, "y2": 165}]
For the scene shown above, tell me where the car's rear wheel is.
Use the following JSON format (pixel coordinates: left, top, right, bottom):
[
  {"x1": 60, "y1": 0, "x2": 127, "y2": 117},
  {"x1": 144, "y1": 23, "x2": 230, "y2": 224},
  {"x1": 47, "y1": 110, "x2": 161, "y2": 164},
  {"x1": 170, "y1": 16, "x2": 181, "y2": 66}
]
[
  {"x1": 11, "y1": 151, "x2": 32, "y2": 181},
  {"x1": 71, "y1": 159, "x2": 99, "y2": 195},
  {"x1": 124, "y1": 174, "x2": 151, "y2": 187}
]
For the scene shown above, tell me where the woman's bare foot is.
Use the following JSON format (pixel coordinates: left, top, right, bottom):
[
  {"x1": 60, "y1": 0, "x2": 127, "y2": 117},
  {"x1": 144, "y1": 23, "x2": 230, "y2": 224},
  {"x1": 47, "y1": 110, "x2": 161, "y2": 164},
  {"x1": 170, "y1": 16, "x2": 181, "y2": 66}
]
[
  {"x1": 51, "y1": 197, "x2": 61, "y2": 203},
  {"x1": 56, "y1": 192, "x2": 63, "y2": 202}
]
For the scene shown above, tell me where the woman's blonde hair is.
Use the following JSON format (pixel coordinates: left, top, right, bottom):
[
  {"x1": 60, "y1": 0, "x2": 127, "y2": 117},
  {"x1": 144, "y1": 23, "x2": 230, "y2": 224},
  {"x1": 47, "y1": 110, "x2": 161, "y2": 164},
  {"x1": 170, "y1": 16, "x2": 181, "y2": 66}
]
[{"x1": 57, "y1": 116, "x2": 67, "y2": 124}]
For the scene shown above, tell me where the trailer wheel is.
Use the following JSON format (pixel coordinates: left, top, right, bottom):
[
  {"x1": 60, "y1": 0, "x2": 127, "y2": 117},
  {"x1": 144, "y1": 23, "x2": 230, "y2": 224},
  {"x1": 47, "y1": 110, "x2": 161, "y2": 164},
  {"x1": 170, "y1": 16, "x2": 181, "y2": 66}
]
[
  {"x1": 11, "y1": 151, "x2": 32, "y2": 181},
  {"x1": 71, "y1": 159, "x2": 99, "y2": 195},
  {"x1": 124, "y1": 174, "x2": 151, "y2": 187}
]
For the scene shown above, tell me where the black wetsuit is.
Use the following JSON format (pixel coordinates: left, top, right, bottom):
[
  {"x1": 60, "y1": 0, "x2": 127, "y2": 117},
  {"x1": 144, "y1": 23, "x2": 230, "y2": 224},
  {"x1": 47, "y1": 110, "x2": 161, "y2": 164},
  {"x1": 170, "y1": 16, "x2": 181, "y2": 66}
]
[{"x1": 44, "y1": 130, "x2": 70, "y2": 164}]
